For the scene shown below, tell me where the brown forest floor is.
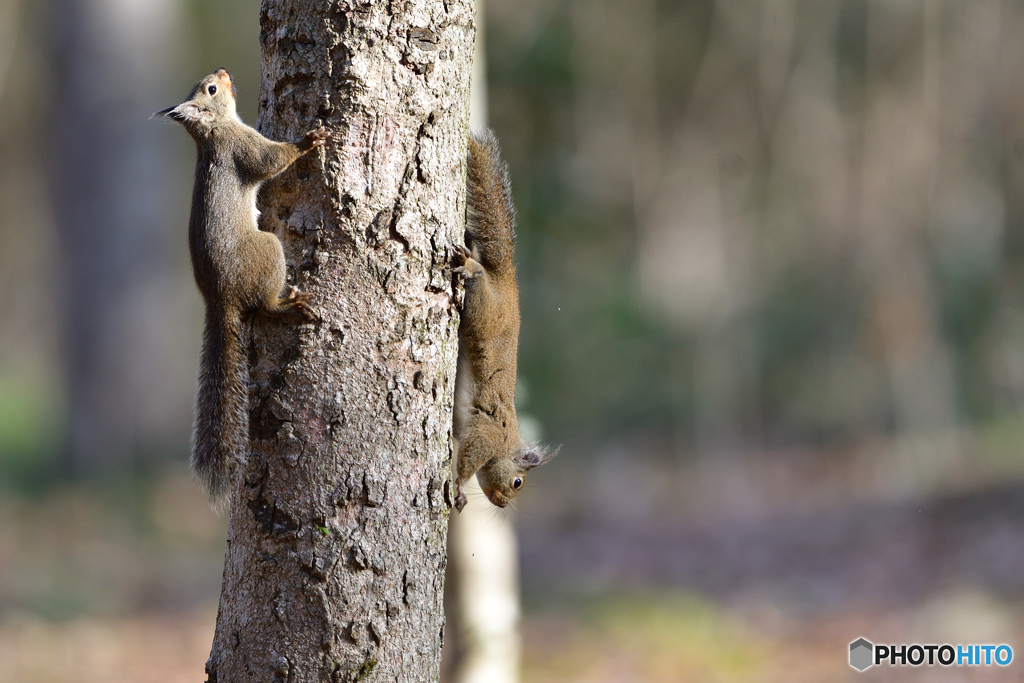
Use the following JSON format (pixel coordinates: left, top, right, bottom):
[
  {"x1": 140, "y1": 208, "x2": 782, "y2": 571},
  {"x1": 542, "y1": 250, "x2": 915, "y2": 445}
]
[{"x1": 3, "y1": 454, "x2": 1024, "y2": 682}]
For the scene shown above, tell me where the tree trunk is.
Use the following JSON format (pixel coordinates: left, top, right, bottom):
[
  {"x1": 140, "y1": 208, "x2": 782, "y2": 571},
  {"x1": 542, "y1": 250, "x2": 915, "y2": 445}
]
[{"x1": 204, "y1": 1, "x2": 474, "y2": 681}]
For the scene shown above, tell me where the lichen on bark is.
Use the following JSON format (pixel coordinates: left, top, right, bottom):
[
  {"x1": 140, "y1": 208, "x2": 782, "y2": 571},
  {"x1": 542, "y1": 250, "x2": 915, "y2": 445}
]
[{"x1": 204, "y1": 1, "x2": 474, "y2": 681}]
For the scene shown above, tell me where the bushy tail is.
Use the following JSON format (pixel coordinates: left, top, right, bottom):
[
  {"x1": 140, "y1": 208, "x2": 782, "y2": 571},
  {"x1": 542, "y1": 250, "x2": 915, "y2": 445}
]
[
  {"x1": 466, "y1": 130, "x2": 517, "y2": 273},
  {"x1": 191, "y1": 305, "x2": 248, "y2": 504}
]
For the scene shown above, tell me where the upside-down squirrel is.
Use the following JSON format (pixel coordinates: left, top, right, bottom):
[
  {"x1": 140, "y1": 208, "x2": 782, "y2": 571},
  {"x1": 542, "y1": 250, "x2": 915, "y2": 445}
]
[{"x1": 452, "y1": 131, "x2": 557, "y2": 511}]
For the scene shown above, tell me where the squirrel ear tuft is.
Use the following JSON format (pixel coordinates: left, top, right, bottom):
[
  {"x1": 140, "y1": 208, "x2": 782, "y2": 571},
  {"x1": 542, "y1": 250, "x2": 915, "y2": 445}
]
[
  {"x1": 164, "y1": 102, "x2": 214, "y2": 125},
  {"x1": 514, "y1": 443, "x2": 559, "y2": 470}
]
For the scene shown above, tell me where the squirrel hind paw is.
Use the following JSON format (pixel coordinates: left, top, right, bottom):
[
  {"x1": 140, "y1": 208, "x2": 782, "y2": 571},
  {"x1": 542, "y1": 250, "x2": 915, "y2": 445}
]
[
  {"x1": 274, "y1": 286, "x2": 321, "y2": 322},
  {"x1": 451, "y1": 247, "x2": 484, "y2": 279},
  {"x1": 294, "y1": 301, "x2": 321, "y2": 323},
  {"x1": 290, "y1": 298, "x2": 322, "y2": 323}
]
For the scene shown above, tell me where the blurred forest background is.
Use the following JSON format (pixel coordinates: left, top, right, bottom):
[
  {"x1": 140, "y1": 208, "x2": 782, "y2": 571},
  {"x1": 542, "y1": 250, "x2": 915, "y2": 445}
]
[{"x1": 6, "y1": 0, "x2": 1024, "y2": 680}]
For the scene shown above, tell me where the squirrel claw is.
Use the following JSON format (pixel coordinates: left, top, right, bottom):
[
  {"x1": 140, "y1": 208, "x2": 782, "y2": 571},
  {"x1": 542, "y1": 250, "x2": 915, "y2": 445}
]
[
  {"x1": 453, "y1": 478, "x2": 467, "y2": 512},
  {"x1": 294, "y1": 301, "x2": 321, "y2": 323},
  {"x1": 280, "y1": 286, "x2": 320, "y2": 322},
  {"x1": 303, "y1": 127, "x2": 329, "y2": 150},
  {"x1": 452, "y1": 265, "x2": 482, "y2": 280},
  {"x1": 451, "y1": 245, "x2": 483, "y2": 279},
  {"x1": 284, "y1": 284, "x2": 306, "y2": 304}
]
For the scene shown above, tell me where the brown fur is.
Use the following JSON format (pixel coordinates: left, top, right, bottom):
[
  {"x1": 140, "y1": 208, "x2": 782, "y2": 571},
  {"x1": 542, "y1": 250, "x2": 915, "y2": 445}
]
[
  {"x1": 452, "y1": 131, "x2": 556, "y2": 510},
  {"x1": 157, "y1": 69, "x2": 325, "y2": 503}
]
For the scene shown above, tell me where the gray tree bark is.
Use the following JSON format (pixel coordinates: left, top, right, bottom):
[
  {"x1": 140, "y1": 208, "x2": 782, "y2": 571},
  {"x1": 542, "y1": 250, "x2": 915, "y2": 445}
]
[{"x1": 204, "y1": 1, "x2": 474, "y2": 681}]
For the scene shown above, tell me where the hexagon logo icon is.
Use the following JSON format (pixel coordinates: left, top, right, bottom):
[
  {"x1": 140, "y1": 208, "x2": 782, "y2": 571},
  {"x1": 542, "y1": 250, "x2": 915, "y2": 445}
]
[{"x1": 850, "y1": 638, "x2": 874, "y2": 671}]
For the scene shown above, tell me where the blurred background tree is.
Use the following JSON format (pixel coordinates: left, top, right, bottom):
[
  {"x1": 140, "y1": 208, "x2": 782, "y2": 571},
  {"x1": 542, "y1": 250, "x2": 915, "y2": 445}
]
[
  {"x1": 50, "y1": 0, "x2": 190, "y2": 477},
  {"x1": 493, "y1": 0, "x2": 1024, "y2": 489}
]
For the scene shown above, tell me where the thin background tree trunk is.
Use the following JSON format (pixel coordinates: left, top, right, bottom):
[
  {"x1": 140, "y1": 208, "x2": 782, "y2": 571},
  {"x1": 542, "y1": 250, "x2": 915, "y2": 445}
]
[
  {"x1": 52, "y1": 0, "x2": 187, "y2": 476},
  {"x1": 204, "y1": 1, "x2": 474, "y2": 681}
]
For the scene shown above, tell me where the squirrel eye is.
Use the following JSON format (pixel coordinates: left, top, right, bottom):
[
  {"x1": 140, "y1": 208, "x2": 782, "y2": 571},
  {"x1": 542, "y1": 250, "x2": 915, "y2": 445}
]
[
  {"x1": 512, "y1": 478, "x2": 522, "y2": 490},
  {"x1": 208, "y1": 85, "x2": 217, "y2": 96}
]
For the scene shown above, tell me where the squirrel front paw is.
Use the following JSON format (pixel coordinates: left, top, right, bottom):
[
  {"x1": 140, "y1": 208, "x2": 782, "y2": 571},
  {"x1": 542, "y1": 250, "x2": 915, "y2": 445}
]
[
  {"x1": 451, "y1": 244, "x2": 484, "y2": 279},
  {"x1": 301, "y1": 127, "x2": 329, "y2": 151},
  {"x1": 453, "y1": 477, "x2": 467, "y2": 512}
]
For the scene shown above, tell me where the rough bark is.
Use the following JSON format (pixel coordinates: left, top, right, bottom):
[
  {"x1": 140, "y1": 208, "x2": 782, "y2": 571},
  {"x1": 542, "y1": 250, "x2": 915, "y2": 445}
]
[{"x1": 205, "y1": 1, "x2": 474, "y2": 681}]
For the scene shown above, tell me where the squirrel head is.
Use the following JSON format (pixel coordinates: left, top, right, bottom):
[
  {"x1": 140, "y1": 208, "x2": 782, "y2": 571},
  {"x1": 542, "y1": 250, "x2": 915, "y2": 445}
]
[
  {"x1": 155, "y1": 69, "x2": 239, "y2": 137},
  {"x1": 476, "y1": 442, "x2": 558, "y2": 507}
]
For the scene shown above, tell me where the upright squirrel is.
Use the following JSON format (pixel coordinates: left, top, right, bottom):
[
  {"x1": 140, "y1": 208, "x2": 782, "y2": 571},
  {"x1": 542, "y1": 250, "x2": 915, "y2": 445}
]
[
  {"x1": 157, "y1": 69, "x2": 326, "y2": 502},
  {"x1": 452, "y1": 131, "x2": 556, "y2": 511}
]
